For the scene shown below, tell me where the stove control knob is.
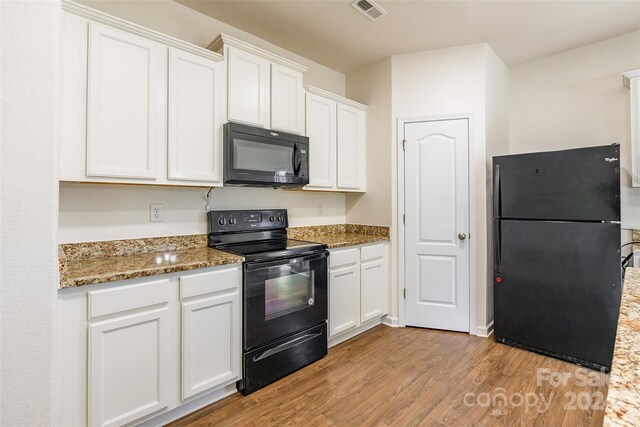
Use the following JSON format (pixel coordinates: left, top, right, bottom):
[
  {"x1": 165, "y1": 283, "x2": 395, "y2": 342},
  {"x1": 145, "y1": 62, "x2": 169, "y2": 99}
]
[
  {"x1": 269, "y1": 215, "x2": 275, "y2": 222},
  {"x1": 277, "y1": 214, "x2": 284, "y2": 222},
  {"x1": 218, "y1": 217, "x2": 226, "y2": 226},
  {"x1": 228, "y1": 217, "x2": 236, "y2": 225}
]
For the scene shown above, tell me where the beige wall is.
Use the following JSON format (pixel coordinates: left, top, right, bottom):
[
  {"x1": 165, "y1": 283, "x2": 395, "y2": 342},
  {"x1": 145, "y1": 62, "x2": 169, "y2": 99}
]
[
  {"x1": 1, "y1": 1, "x2": 61, "y2": 424},
  {"x1": 484, "y1": 47, "x2": 510, "y2": 323},
  {"x1": 509, "y1": 31, "x2": 640, "y2": 243},
  {"x1": 59, "y1": 184, "x2": 346, "y2": 243},
  {"x1": 78, "y1": 0, "x2": 345, "y2": 95},
  {"x1": 390, "y1": 44, "x2": 508, "y2": 331},
  {"x1": 345, "y1": 57, "x2": 393, "y2": 227},
  {"x1": 60, "y1": 0, "x2": 349, "y2": 243}
]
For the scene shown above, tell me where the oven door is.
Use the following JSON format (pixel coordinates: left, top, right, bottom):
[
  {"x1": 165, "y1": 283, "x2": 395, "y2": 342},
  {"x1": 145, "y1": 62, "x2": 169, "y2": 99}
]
[
  {"x1": 224, "y1": 124, "x2": 308, "y2": 186},
  {"x1": 244, "y1": 252, "x2": 328, "y2": 350}
]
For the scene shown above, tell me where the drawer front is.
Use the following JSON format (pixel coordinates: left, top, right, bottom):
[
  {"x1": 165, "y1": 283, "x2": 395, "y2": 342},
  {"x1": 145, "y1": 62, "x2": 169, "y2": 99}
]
[
  {"x1": 180, "y1": 265, "x2": 241, "y2": 300},
  {"x1": 329, "y1": 247, "x2": 359, "y2": 269},
  {"x1": 88, "y1": 279, "x2": 169, "y2": 319},
  {"x1": 360, "y1": 243, "x2": 385, "y2": 261}
]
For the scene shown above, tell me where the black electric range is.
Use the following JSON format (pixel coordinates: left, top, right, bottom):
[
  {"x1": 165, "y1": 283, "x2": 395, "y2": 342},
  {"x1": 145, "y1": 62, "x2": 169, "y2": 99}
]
[{"x1": 208, "y1": 209, "x2": 328, "y2": 395}]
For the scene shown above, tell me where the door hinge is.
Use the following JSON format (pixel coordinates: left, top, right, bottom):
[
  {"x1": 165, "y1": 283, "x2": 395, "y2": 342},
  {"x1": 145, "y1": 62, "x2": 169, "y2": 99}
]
[
  {"x1": 402, "y1": 140, "x2": 406, "y2": 151},
  {"x1": 403, "y1": 288, "x2": 406, "y2": 299},
  {"x1": 403, "y1": 213, "x2": 405, "y2": 225}
]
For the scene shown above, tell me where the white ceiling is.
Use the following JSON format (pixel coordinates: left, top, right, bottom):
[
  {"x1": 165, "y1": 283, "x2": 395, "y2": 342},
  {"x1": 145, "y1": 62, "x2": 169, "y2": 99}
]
[{"x1": 178, "y1": 0, "x2": 640, "y2": 73}]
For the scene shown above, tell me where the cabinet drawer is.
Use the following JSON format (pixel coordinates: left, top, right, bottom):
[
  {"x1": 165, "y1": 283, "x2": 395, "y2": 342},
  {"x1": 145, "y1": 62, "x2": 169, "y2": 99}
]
[
  {"x1": 88, "y1": 279, "x2": 169, "y2": 319},
  {"x1": 360, "y1": 243, "x2": 385, "y2": 262},
  {"x1": 329, "y1": 248, "x2": 359, "y2": 269},
  {"x1": 180, "y1": 266, "x2": 241, "y2": 300}
]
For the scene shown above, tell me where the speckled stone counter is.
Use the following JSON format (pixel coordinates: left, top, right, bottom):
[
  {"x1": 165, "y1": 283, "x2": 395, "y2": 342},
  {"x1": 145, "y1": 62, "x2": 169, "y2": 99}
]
[
  {"x1": 604, "y1": 267, "x2": 640, "y2": 426},
  {"x1": 288, "y1": 224, "x2": 390, "y2": 249},
  {"x1": 59, "y1": 235, "x2": 243, "y2": 288}
]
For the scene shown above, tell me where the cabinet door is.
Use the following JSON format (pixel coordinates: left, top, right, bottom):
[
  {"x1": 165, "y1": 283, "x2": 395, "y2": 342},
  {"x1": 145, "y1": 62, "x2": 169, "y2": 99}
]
[
  {"x1": 227, "y1": 47, "x2": 269, "y2": 127},
  {"x1": 168, "y1": 48, "x2": 223, "y2": 184},
  {"x1": 360, "y1": 257, "x2": 386, "y2": 323},
  {"x1": 305, "y1": 93, "x2": 336, "y2": 189},
  {"x1": 337, "y1": 104, "x2": 366, "y2": 191},
  {"x1": 181, "y1": 291, "x2": 240, "y2": 400},
  {"x1": 89, "y1": 307, "x2": 169, "y2": 427},
  {"x1": 271, "y1": 64, "x2": 304, "y2": 134},
  {"x1": 329, "y1": 264, "x2": 360, "y2": 338},
  {"x1": 86, "y1": 22, "x2": 166, "y2": 179}
]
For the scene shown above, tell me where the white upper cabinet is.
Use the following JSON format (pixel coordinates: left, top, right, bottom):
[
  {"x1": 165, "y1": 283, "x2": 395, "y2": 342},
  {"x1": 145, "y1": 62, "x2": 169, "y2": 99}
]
[
  {"x1": 624, "y1": 70, "x2": 640, "y2": 187},
  {"x1": 271, "y1": 64, "x2": 305, "y2": 134},
  {"x1": 305, "y1": 92, "x2": 337, "y2": 189},
  {"x1": 86, "y1": 22, "x2": 166, "y2": 179},
  {"x1": 337, "y1": 103, "x2": 366, "y2": 191},
  {"x1": 226, "y1": 46, "x2": 270, "y2": 128},
  {"x1": 209, "y1": 34, "x2": 307, "y2": 134},
  {"x1": 303, "y1": 86, "x2": 367, "y2": 193},
  {"x1": 168, "y1": 48, "x2": 224, "y2": 184},
  {"x1": 60, "y1": 3, "x2": 225, "y2": 186}
]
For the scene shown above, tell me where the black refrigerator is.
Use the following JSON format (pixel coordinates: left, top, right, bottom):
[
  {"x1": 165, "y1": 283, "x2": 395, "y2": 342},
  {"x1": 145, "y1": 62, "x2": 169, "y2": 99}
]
[{"x1": 493, "y1": 144, "x2": 621, "y2": 371}]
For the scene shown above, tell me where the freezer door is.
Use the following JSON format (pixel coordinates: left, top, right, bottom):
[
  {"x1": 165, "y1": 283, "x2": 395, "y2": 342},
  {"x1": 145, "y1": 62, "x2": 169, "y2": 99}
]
[
  {"x1": 494, "y1": 220, "x2": 621, "y2": 369},
  {"x1": 494, "y1": 145, "x2": 620, "y2": 221}
]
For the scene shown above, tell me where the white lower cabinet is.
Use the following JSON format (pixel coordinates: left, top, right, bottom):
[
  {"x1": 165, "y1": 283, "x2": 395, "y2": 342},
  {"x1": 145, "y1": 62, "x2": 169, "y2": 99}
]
[
  {"x1": 60, "y1": 264, "x2": 242, "y2": 427},
  {"x1": 89, "y1": 307, "x2": 170, "y2": 427},
  {"x1": 328, "y1": 243, "x2": 388, "y2": 340},
  {"x1": 360, "y1": 258, "x2": 386, "y2": 323},
  {"x1": 180, "y1": 269, "x2": 241, "y2": 401},
  {"x1": 329, "y1": 264, "x2": 360, "y2": 337}
]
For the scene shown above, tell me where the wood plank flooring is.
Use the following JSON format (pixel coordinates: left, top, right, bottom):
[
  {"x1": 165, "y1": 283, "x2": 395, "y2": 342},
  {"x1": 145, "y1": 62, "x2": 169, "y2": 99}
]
[{"x1": 169, "y1": 325, "x2": 608, "y2": 426}]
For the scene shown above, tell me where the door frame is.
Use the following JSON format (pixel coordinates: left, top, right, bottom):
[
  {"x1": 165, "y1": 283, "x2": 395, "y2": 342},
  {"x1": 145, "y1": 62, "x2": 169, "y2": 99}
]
[{"x1": 397, "y1": 114, "x2": 478, "y2": 335}]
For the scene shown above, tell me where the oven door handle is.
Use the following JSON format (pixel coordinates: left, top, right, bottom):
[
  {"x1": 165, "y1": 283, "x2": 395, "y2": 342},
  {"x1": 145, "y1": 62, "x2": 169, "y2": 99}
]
[
  {"x1": 244, "y1": 251, "x2": 328, "y2": 270},
  {"x1": 253, "y1": 331, "x2": 324, "y2": 362}
]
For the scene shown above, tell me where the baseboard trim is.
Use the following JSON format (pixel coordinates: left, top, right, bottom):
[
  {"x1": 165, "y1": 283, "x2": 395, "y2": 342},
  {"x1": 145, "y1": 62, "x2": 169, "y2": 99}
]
[
  {"x1": 137, "y1": 383, "x2": 237, "y2": 427},
  {"x1": 328, "y1": 317, "x2": 384, "y2": 348},
  {"x1": 476, "y1": 321, "x2": 494, "y2": 338},
  {"x1": 382, "y1": 315, "x2": 399, "y2": 327}
]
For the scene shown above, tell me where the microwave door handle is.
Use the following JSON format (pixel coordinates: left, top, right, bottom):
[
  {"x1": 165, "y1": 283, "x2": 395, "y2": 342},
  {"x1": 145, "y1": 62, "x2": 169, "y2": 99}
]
[{"x1": 292, "y1": 144, "x2": 301, "y2": 176}]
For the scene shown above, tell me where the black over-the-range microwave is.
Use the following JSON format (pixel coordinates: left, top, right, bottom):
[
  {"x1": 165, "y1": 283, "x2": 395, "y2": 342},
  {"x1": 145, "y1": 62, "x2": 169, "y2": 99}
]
[{"x1": 224, "y1": 123, "x2": 309, "y2": 187}]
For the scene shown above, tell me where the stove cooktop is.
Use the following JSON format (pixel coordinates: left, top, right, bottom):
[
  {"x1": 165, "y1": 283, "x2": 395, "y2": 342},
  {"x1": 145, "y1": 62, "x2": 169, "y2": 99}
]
[{"x1": 215, "y1": 238, "x2": 327, "y2": 262}]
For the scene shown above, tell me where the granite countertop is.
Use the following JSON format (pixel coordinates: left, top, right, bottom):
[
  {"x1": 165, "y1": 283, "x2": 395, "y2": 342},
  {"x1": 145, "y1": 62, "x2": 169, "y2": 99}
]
[
  {"x1": 58, "y1": 224, "x2": 390, "y2": 289},
  {"x1": 604, "y1": 267, "x2": 640, "y2": 426},
  {"x1": 288, "y1": 224, "x2": 390, "y2": 249},
  {"x1": 59, "y1": 235, "x2": 243, "y2": 288}
]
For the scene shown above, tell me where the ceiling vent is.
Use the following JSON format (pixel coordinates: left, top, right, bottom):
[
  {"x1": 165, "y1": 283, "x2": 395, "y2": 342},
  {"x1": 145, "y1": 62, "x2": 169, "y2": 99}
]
[{"x1": 351, "y1": 0, "x2": 388, "y2": 21}]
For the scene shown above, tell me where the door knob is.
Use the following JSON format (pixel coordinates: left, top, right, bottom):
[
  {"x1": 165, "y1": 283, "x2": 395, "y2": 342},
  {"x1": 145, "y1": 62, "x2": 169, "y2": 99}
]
[{"x1": 458, "y1": 233, "x2": 467, "y2": 241}]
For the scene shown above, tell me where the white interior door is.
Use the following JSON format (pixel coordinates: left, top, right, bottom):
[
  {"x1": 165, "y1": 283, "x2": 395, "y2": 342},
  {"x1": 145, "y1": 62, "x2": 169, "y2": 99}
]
[{"x1": 404, "y1": 119, "x2": 470, "y2": 332}]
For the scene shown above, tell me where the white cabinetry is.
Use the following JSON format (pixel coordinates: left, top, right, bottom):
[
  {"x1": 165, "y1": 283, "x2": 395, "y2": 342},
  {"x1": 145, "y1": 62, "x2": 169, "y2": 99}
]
[
  {"x1": 305, "y1": 93, "x2": 337, "y2": 189},
  {"x1": 304, "y1": 86, "x2": 367, "y2": 192},
  {"x1": 209, "y1": 34, "x2": 307, "y2": 135},
  {"x1": 168, "y1": 48, "x2": 224, "y2": 184},
  {"x1": 180, "y1": 268, "x2": 241, "y2": 400},
  {"x1": 624, "y1": 70, "x2": 640, "y2": 187},
  {"x1": 271, "y1": 64, "x2": 305, "y2": 134},
  {"x1": 87, "y1": 279, "x2": 170, "y2": 427},
  {"x1": 86, "y1": 22, "x2": 166, "y2": 179},
  {"x1": 60, "y1": 4, "x2": 225, "y2": 186},
  {"x1": 59, "y1": 264, "x2": 242, "y2": 427},
  {"x1": 227, "y1": 46, "x2": 270, "y2": 127},
  {"x1": 328, "y1": 243, "x2": 388, "y2": 340}
]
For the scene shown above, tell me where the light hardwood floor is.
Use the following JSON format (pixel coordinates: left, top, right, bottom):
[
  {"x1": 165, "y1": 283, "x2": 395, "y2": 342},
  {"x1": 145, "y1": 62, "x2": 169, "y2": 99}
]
[{"x1": 169, "y1": 325, "x2": 608, "y2": 426}]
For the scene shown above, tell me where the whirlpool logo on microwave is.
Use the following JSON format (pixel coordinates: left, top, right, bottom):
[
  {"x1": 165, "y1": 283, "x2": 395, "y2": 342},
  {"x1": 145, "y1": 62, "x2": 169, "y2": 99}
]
[{"x1": 605, "y1": 157, "x2": 618, "y2": 163}]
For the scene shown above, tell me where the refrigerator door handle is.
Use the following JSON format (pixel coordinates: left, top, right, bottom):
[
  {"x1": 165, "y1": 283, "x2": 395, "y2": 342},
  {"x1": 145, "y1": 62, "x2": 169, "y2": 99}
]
[
  {"x1": 493, "y1": 164, "x2": 501, "y2": 218},
  {"x1": 494, "y1": 219, "x2": 502, "y2": 274}
]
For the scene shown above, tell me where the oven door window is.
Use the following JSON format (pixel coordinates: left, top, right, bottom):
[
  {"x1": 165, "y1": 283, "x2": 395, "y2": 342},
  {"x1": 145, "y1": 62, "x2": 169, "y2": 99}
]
[
  {"x1": 265, "y1": 271, "x2": 314, "y2": 320},
  {"x1": 234, "y1": 139, "x2": 293, "y2": 174},
  {"x1": 244, "y1": 254, "x2": 328, "y2": 350}
]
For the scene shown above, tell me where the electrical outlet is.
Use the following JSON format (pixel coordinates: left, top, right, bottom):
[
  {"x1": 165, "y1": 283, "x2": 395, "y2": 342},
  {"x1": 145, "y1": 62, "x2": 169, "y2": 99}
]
[
  {"x1": 316, "y1": 203, "x2": 324, "y2": 216},
  {"x1": 150, "y1": 204, "x2": 164, "y2": 222}
]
